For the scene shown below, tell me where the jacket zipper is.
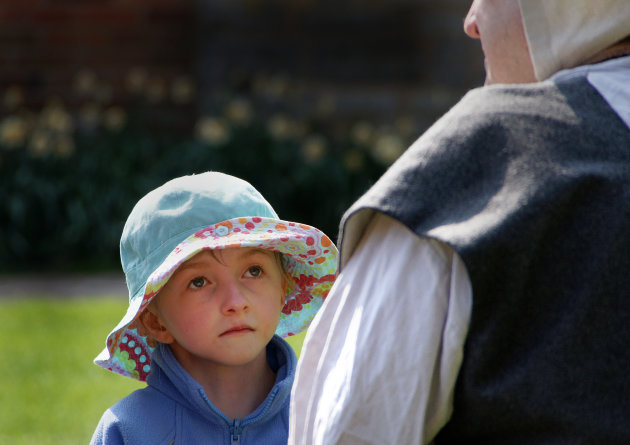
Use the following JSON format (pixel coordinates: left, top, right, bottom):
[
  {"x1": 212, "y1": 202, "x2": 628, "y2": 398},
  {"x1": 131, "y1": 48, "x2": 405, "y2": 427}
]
[
  {"x1": 199, "y1": 385, "x2": 281, "y2": 444},
  {"x1": 231, "y1": 419, "x2": 241, "y2": 444}
]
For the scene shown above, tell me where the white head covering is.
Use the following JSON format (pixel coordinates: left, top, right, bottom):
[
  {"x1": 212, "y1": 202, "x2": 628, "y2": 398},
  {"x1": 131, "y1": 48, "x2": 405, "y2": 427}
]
[{"x1": 519, "y1": 0, "x2": 630, "y2": 80}]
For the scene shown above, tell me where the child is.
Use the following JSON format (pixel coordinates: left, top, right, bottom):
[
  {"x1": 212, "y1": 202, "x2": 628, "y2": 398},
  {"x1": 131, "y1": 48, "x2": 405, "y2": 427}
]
[{"x1": 90, "y1": 172, "x2": 338, "y2": 444}]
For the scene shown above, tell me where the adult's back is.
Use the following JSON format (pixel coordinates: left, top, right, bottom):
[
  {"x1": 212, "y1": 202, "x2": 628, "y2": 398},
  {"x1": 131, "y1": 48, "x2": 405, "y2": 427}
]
[{"x1": 289, "y1": 2, "x2": 630, "y2": 443}]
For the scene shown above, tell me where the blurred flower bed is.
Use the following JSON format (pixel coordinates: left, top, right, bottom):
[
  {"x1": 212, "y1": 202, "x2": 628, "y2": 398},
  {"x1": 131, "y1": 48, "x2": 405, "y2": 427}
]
[{"x1": 0, "y1": 68, "x2": 419, "y2": 272}]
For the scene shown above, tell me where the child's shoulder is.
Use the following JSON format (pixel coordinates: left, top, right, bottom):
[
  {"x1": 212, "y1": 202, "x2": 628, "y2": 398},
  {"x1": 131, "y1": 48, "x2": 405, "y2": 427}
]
[
  {"x1": 92, "y1": 386, "x2": 176, "y2": 445},
  {"x1": 113, "y1": 385, "x2": 174, "y2": 413}
]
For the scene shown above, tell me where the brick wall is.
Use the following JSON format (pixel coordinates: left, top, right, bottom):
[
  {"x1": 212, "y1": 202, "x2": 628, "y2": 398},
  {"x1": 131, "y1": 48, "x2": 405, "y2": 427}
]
[
  {"x1": 0, "y1": 0, "x2": 196, "y2": 129},
  {"x1": 196, "y1": 0, "x2": 484, "y2": 124},
  {"x1": 0, "y1": 0, "x2": 484, "y2": 130}
]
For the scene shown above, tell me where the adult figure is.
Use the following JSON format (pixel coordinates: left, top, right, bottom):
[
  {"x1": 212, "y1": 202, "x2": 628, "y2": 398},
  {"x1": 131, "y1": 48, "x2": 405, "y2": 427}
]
[{"x1": 289, "y1": 1, "x2": 630, "y2": 443}]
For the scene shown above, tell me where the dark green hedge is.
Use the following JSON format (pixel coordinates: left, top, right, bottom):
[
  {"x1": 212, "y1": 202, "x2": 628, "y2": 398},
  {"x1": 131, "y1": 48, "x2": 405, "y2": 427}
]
[{"x1": 0, "y1": 113, "x2": 398, "y2": 272}]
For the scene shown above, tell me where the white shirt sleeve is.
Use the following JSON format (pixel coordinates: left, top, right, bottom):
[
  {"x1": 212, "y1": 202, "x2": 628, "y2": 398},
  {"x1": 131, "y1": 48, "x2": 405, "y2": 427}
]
[{"x1": 289, "y1": 212, "x2": 472, "y2": 445}]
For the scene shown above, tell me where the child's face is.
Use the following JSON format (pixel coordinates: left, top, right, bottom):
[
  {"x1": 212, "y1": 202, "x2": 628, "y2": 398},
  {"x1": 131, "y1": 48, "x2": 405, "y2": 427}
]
[{"x1": 149, "y1": 247, "x2": 286, "y2": 372}]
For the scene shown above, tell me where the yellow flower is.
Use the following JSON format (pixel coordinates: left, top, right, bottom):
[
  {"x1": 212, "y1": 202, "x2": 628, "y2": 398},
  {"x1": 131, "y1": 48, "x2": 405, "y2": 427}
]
[
  {"x1": 28, "y1": 130, "x2": 52, "y2": 156},
  {"x1": 126, "y1": 67, "x2": 148, "y2": 94},
  {"x1": 41, "y1": 101, "x2": 74, "y2": 133},
  {"x1": 301, "y1": 134, "x2": 327, "y2": 162},
  {"x1": 3, "y1": 85, "x2": 24, "y2": 110},
  {"x1": 267, "y1": 114, "x2": 294, "y2": 140},
  {"x1": 79, "y1": 102, "x2": 101, "y2": 128},
  {"x1": 94, "y1": 82, "x2": 113, "y2": 104},
  {"x1": 371, "y1": 132, "x2": 406, "y2": 165},
  {"x1": 54, "y1": 134, "x2": 75, "y2": 157},
  {"x1": 103, "y1": 106, "x2": 127, "y2": 132},
  {"x1": 195, "y1": 116, "x2": 230, "y2": 145},
  {"x1": 146, "y1": 77, "x2": 167, "y2": 103},
  {"x1": 172, "y1": 76, "x2": 195, "y2": 104},
  {"x1": 343, "y1": 150, "x2": 365, "y2": 172},
  {"x1": 351, "y1": 121, "x2": 374, "y2": 146},
  {"x1": 0, "y1": 115, "x2": 29, "y2": 148},
  {"x1": 74, "y1": 69, "x2": 97, "y2": 95},
  {"x1": 224, "y1": 98, "x2": 253, "y2": 124},
  {"x1": 315, "y1": 94, "x2": 336, "y2": 117},
  {"x1": 265, "y1": 75, "x2": 289, "y2": 99},
  {"x1": 395, "y1": 116, "x2": 416, "y2": 139}
]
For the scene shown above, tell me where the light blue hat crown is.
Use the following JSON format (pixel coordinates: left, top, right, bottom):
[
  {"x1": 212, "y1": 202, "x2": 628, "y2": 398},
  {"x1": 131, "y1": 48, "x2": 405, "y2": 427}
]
[{"x1": 121, "y1": 172, "x2": 277, "y2": 302}]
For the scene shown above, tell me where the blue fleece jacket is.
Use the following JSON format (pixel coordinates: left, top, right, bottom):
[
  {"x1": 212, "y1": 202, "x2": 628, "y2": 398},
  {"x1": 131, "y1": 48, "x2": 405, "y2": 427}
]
[{"x1": 90, "y1": 335, "x2": 296, "y2": 445}]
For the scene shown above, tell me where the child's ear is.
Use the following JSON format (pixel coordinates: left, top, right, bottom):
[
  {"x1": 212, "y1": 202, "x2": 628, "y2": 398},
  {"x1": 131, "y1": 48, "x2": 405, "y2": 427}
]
[{"x1": 137, "y1": 307, "x2": 174, "y2": 345}]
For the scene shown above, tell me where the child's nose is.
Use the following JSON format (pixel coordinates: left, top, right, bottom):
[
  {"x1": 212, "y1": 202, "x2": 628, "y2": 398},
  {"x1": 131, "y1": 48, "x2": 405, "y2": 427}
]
[{"x1": 220, "y1": 282, "x2": 249, "y2": 314}]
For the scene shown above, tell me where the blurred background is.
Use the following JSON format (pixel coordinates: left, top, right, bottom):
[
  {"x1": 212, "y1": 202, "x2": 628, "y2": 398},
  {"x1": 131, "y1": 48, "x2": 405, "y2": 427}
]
[
  {"x1": 0, "y1": 1, "x2": 485, "y2": 443},
  {"x1": 0, "y1": 0, "x2": 483, "y2": 273}
]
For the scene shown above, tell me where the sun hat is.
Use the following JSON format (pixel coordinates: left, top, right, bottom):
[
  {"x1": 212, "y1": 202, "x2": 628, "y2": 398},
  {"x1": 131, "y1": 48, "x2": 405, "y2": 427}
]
[
  {"x1": 94, "y1": 171, "x2": 338, "y2": 381},
  {"x1": 519, "y1": 0, "x2": 630, "y2": 80}
]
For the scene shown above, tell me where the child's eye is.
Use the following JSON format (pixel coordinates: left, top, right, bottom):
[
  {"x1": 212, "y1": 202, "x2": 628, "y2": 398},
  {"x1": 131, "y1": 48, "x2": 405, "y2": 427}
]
[
  {"x1": 188, "y1": 277, "x2": 207, "y2": 289},
  {"x1": 244, "y1": 266, "x2": 263, "y2": 278}
]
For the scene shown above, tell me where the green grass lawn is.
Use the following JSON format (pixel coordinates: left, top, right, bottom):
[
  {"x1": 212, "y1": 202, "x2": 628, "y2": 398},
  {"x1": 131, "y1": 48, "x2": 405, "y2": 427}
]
[{"x1": 0, "y1": 297, "x2": 306, "y2": 445}]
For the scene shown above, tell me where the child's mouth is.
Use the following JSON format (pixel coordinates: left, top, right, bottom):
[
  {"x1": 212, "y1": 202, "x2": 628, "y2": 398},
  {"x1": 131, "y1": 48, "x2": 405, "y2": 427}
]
[{"x1": 220, "y1": 325, "x2": 254, "y2": 336}]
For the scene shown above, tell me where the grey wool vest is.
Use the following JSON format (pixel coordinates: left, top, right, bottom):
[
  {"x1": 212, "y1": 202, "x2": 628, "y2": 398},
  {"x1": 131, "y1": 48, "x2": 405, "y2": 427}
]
[{"x1": 340, "y1": 76, "x2": 630, "y2": 443}]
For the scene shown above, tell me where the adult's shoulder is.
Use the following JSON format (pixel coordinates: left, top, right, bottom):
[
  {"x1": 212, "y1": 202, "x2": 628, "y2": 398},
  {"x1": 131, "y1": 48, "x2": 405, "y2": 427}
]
[
  {"x1": 453, "y1": 81, "x2": 571, "y2": 122},
  {"x1": 344, "y1": 81, "x2": 581, "y2": 231},
  {"x1": 410, "y1": 79, "x2": 591, "y2": 161}
]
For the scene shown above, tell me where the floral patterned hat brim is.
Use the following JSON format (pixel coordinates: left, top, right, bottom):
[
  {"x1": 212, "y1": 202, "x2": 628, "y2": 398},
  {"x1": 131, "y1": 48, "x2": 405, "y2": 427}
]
[{"x1": 94, "y1": 216, "x2": 338, "y2": 381}]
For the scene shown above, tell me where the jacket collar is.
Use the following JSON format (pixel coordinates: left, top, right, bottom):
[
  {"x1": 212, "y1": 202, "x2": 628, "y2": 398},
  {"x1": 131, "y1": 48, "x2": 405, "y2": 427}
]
[{"x1": 147, "y1": 335, "x2": 296, "y2": 426}]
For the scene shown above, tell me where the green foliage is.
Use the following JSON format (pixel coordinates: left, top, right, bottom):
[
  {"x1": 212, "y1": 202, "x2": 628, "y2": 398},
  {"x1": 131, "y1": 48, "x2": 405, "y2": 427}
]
[
  {"x1": 1, "y1": 69, "x2": 426, "y2": 271},
  {"x1": 0, "y1": 298, "x2": 306, "y2": 445},
  {"x1": 0, "y1": 105, "x2": 396, "y2": 272}
]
